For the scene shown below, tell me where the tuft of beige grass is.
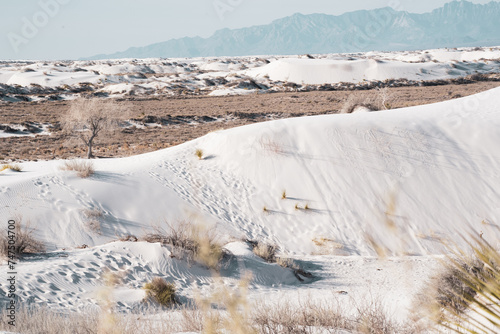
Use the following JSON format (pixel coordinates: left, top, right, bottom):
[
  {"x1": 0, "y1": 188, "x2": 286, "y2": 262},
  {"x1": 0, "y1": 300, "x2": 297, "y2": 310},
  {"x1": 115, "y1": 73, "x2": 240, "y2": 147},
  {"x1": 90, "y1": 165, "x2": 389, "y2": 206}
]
[
  {"x1": 60, "y1": 160, "x2": 95, "y2": 178},
  {"x1": 251, "y1": 241, "x2": 278, "y2": 263},
  {"x1": 1, "y1": 164, "x2": 23, "y2": 172},
  {"x1": 82, "y1": 208, "x2": 103, "y2": 234},
  {"x1": 141, "y1": 220, "x2": 223, "y2": 270},
  {"x1": 0, "y1": 215, "x2": 45, "y2": 259}
]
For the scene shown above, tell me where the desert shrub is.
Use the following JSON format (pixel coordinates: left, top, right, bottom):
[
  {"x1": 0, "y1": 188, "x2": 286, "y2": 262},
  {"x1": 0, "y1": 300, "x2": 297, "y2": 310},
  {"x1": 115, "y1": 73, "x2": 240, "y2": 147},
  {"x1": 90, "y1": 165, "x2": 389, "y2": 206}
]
[
  {"x1": 251, "y1": 241, "x2": 278, "y2": 263},
  {"x1": 141, "y1": 221, "x2": 223, "y2": 269},
  {"x1": 144, "y1": 277, "x2": 176, "y2": 307},
  {"x1": 0, "y1": 217, "x2": 45, "y2": 259},
  {"x1": 276, "y1": 257, "x2": 314, "y2": 282},
  {"x1": 0, "y1": 306, "x2": 180, "y2": 334},
  {"x1": 252, "y1": 299, "x2": 419, "y2": 334},
  {"x1": 82, "y1": 208, "x2": 103, "y2": 234},
  {"x1": 196, "y1": 274, "x2": 256, "y2": 334},
  {"x1": 1, "y1": 164, "x2": 22, "y2": 172},
  {"x1": 61, "y1": 160, "x2": 95, "y2": 178},
  {"x1": 195, "y1": 148, "x2": 204, "y2": 160},
  {"x1": 418, "y1": 236, "x2": 500, "y2": 333},
  {"x1": 281, "y1": 190, "x2": 287, "y2": 200},
  {"x1": 61, "y1": 98, "x2": 130, "y2": 159},
  {"x1": 259, "y1": 137, "x2": 285, "y2": 155},
  {"x1": 341, "y1": 94, "x2": 380, "y2": 114}
]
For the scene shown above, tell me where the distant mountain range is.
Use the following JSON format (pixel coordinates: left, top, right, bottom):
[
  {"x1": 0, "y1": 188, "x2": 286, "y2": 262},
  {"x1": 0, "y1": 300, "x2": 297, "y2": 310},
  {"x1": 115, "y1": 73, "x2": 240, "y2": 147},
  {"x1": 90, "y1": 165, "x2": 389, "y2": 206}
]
[{"x1": 86, "y1": 1, "x2": 500, "y2": 60}]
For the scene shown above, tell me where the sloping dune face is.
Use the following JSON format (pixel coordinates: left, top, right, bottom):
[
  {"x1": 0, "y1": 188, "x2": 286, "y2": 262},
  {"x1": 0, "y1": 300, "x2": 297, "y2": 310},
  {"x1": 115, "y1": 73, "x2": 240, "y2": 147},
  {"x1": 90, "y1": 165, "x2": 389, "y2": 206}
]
[
  {"x1": 1, "y1": 87, "x2": 499, "y2": 255},
  {"x1": 244, "y1": 57, "x2": 498, "y2": 84},
  {"x1": 0, "y1": 87, "x2": 499, "y2": 314}
]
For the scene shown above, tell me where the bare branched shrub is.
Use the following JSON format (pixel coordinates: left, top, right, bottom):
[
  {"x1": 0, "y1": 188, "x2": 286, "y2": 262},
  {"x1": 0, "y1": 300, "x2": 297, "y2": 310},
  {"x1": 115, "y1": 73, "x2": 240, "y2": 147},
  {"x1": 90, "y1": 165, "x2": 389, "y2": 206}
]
[
  {"x1": 180, "y1": 307, "x2": 206, "y2": 333},
  {"x1": 61, "y1": 98, "x2": 130, "y2": 159},
  {"x1": 141, "y1": 221, "x2": 223, "y2": 269},
  {"x1": 0, "y1": 216, "x2": 45, "y2": 259},
  {"x1": 144, "y1": 277, "x2": 177, "y2": 307},
  {"x1": 61, "y1": 160, "x2": 95, "y2": 178},
  {"x1": 259, "y1": 136, "x2": 285, "y2": 155},
  {"x1": 253, "y1": 298, "x2": 421, "y2": 334}
]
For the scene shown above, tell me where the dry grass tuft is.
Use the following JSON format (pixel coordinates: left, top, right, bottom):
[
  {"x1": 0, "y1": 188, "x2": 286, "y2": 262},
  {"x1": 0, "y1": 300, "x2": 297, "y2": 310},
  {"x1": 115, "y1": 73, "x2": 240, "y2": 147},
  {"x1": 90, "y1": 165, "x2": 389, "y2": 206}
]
[
  {"x1": 259, "y1": 137, "x2": 285, "y2": 155},
  {"x1": 61, "y1": 160, "x2": 95, "y2": 178},
  {"x1": 196, "y1": 274, "x2": 256, "y2": 334},
  {"x1": 341, "y1": 93, "x2": 380, "y2": 114},
  {"x1": 141, "y1": 221, "x2": 223, "y2": 270},
  {"x1": 251, "y1": 241, "x2": 278, "y2": 263},
  {"x1": 1, "y1": 164, "x2": 22, "y2": 172},
  {"x1": 415, "y1": 236, "x2": 500, "y2": 333},
  {"x1": 0, "y1": 216, "x2": 45, "y2": 259},
  {"x1": 82, "y1": 208, "x2": 104, "y2": 234},
  {"x1": 144, "y1": 277, "x2": 177, "y2": 307},
  {"x1": 195, "y1": 148, "x2": 204, "y2": 160},
  {"x1": 253, "y1": 298, "x2": 421, "y2": 334},
  {"x1": 0, "y1": 306, "x2": 184, "y2": 333}
]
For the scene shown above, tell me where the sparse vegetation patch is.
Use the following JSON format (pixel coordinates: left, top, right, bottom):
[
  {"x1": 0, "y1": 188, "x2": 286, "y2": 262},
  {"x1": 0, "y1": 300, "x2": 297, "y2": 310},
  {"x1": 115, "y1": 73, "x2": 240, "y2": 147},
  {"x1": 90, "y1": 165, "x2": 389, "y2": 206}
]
[
  {"x1": 141, "y1": 221, "x2": 223, "y2": 269},
  {"x1": 61, "y1": 160, "x2": 95, "y2": 178},
  {"x1": 1, "y1": 164, "x2": 22, "y2": 172},
  {"x1": 144, "y1": 277, "x2": 177, "y2": 307}
]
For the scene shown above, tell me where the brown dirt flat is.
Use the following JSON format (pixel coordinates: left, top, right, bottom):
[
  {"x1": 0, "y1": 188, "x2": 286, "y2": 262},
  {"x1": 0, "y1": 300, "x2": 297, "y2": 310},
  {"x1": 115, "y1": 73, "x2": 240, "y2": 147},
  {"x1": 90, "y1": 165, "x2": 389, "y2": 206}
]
[{"x1": 1, "y1": 81, "x2": 499, "y2": 162}]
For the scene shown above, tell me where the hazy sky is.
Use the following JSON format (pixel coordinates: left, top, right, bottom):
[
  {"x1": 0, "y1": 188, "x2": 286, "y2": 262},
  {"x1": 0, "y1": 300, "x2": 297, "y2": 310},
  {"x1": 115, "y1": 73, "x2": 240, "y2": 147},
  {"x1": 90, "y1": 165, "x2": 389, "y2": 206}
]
[{"x1": 0, "y1": 0, "x2": 495, "y2": 60}]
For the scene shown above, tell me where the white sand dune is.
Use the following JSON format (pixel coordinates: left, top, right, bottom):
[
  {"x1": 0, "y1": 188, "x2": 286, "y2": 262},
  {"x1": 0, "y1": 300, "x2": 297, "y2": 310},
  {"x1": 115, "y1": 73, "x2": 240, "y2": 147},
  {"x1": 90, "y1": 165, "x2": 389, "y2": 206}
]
[
  {"x1": 1, "y1": 46, "x2": 499, "y2": 101},
  {"x1": 243, "y1": 57, "x2": 495, "y2": 84},
  {"x1": 1, "y1": 86, "x2": 500, "y2": 317}
]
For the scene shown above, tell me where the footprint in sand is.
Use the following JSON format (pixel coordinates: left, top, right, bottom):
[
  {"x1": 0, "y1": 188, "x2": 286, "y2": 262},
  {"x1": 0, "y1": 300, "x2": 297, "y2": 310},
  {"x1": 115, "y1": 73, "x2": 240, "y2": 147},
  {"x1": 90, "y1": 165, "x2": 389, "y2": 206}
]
[{"x1": 71, "y1": 273, "x2": 81, "y2": 284}]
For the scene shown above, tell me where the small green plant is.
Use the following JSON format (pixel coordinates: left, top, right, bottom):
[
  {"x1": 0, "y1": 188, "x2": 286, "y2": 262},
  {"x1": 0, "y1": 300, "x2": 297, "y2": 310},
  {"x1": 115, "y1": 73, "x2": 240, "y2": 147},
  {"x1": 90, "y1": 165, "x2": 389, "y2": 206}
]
[
  {"x1": 1, "y1": 164, "x2": 22, "y2": 172},
  {"x1": 281, "y1": 190, "x2": 287, "y2": 200},
  {"x1": 144, "y1": 277, "x2": 176, "y2": 307},
  {"x1": 195, "y1": 149, "x2": 203, "y2": 160}
]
